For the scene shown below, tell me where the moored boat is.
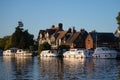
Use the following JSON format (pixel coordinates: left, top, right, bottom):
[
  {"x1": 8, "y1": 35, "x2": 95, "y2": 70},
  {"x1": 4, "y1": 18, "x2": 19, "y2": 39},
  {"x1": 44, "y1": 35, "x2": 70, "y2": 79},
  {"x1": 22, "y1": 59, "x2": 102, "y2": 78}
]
[
  {"x1": 3, "y1": 49, "x2": 16, "y2": 56},
  {"x1": 15, "y1": 49, "x2": 32, "y2": 56},
  {"x1": 92, "y1": 47, "x2": 118, "y2": 58},
  {"x1": 63, "y1": 49, "x2": 92, "y2": 58},
  {"x1": 40, "y1": 50, "x2": 61, "y2": 57}
]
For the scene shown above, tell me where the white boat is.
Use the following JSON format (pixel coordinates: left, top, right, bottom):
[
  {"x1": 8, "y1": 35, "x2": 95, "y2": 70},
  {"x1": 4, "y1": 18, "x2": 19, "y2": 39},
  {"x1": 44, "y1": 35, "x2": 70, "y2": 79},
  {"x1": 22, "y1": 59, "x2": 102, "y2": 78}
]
[
  {"x1": 40, "y1": 50, "x2": 61, "y2": 57},
  {"x1": 63, "y1": 49, "x2": 92, "y2": 58},
  {"x1": 15, "y1": 49, "x2": 32, "y2": 56},
  {"x1": 92, "y1": 47, "x2": 118, "y2": 58},
  {"x1": 3, "y1": 49, "x2": 16, "y2": 56}
]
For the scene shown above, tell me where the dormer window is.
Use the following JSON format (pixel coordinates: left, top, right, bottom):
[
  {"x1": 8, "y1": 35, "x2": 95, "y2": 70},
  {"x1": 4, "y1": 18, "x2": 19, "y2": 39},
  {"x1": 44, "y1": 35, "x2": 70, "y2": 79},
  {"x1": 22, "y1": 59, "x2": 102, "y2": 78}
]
[
  {"x1": 46, "y1": 32, "x2": 49, "y2": 38},
  {"x1": 40, "y1": 34, "x2": 42, "y2": 38}
]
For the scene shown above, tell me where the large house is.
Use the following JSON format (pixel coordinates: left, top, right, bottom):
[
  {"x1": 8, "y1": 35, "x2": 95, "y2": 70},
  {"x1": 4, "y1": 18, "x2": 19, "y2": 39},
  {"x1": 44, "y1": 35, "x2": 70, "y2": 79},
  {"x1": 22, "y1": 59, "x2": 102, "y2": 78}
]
[
  {"x1": 85, "y1": 32, "x2": 119, "y2": 49},
  {"x1": 38, "y1": 24, "x2": 88, "y2": 49},
  {"x1": 38, "y1": 23, "x2": 63, "y2": 45},
  {"x1": 38, "y1": 24, "x2": 119, "y2": 50}
]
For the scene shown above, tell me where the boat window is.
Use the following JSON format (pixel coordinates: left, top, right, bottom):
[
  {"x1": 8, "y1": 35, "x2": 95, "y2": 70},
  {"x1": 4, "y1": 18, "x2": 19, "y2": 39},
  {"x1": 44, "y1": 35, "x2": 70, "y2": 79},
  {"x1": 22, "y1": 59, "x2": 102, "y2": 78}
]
[
  {"x1": 48, "y1": 51, "x2": 50, "y2": 53},
  {"x1": 88, "y1": 52, "x2": 90, "y2": 55},
  {"x1": 78, "y1": 52, "x2": 81, "y2": 54},
  {"x1": 71, "y1": 50, "x2": 75, "y2": 52},
  {"x1": 105, "y1": 55, "x2": 107, "y2": 57},
  {"x1": 19, "y1": 49, "x2": 22, "y2": 52},
  {"x1": 109, "y1": 54, "x2": 112, "y2": 57},
  {"x1": 67, "y1": 51, "x2": 70, "y2": 53}
]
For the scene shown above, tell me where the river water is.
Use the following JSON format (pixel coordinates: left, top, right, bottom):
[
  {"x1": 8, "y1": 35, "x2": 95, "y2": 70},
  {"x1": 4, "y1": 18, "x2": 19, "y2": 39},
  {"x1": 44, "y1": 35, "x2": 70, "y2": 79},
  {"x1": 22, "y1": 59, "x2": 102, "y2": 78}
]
[{"x1": 0, "y1": 56, "x2": 120, "y2": 80}]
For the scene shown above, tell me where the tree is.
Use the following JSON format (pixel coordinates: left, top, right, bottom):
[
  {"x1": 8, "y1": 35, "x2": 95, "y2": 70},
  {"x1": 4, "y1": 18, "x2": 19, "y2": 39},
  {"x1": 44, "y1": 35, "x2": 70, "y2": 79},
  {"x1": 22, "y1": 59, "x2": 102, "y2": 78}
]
[
  {"x1": 10, "y1": 21, "x2": 34, "y2": 49},
  {"x1": 116, "y1": 12, "x2": 120, "y2": 30},
  {"x1": 0, "y1": 36, "x2": 10, "y2": 50},
  {"x1": 91, "y1": 29, "x2": 97, "y2": 33},
  {"x1": 0, "y1": 21, "x2": 35, "y2": 50},
  {"x1": 38, "y1": 42, "x2": 51, "y2": 53},
  {"x1": 18, "y1": 21, "x2": 23, "y2": 28},
  {"x1": 58, "y1": 45, "x2": 70, "y2": 50}
]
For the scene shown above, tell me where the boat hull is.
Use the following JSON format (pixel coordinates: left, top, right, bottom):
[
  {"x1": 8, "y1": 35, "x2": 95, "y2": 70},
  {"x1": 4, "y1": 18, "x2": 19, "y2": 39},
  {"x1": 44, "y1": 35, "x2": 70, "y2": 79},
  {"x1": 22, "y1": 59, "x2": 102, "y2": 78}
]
[
  {"x1": 40, "y1": 50, "x2": 62, "y2": 57},
  {"x1": 63, "y1": 49, "x2": 92, "y2": 58},
  {"x1": 93, "y1": 53, "x2": 117, "y2": 59},
  {"x1": 93, "y1": 47, "x2": 118, "y2": 59}
]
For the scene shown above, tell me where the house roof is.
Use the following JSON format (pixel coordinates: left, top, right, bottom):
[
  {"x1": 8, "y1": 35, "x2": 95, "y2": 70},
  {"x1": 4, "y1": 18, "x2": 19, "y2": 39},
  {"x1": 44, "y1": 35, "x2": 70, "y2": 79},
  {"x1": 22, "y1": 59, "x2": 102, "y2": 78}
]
[
  {"x1": 56, "y1": 31, "x2": 68, "y2": 41},
  {"x1": 89, "y1": 32, "x2": 118, "y2": 42},
  {"x1": 39, "y1": 30, "x2": 45, "y2": 34},
  {"x1": 46, "y1": 29, "x2": 57, "y2": 35},
  {"x1": 66, "y1": 32, "x2": 80, "y2": 44},
  {"x1": 39, "y1": 29, "x2": 57, "y2": 38}
]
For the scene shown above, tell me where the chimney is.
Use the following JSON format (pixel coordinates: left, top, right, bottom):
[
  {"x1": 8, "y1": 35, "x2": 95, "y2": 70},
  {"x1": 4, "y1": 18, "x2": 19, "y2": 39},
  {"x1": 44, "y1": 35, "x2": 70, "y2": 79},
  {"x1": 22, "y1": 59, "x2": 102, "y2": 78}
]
[
  {"x1": 51, "y1": 25, "x2": 55, "y2": 29},
  {"x1": 68, "y1": 28, "x2": 72, "y2": 33},
  {"x1": 73, "y1": 26, "x2": 76, "y2": 33},
  {"x1": 58, "y1": 23, "x2": 63, "y2": 30}
]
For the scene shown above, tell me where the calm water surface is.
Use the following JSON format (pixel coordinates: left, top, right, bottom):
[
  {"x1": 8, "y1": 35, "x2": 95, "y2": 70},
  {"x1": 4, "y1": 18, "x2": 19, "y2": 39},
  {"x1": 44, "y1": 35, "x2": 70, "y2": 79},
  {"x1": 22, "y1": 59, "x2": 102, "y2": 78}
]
[{"x1": 0, "y1": 56, "x2": 120, "y2": 80}]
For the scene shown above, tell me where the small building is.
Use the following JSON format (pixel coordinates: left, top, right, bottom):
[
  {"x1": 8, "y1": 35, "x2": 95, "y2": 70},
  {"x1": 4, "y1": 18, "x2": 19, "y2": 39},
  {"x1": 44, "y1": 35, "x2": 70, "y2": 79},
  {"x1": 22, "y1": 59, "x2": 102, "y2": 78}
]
[{"x1": 85, "y1": 32, "x2": 119, "y2": 49}]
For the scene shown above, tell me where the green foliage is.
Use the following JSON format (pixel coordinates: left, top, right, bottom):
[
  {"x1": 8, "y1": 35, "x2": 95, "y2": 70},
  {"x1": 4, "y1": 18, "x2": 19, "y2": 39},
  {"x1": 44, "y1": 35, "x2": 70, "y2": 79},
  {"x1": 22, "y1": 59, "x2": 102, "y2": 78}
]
[
  {"x1": 18, "y1": 21, "x2": 23, "y2": 28},
  {"x1": 10, "y1": 22, "x2": 34, "y2": 49},
  {"x1": 91, "y1": 29, "x2": 97, "y2": 33},
  {"x1": 0, "y1": 21, "x2": 35, "y2": 50},
  {"x1": 116, "y1": 12, "x2": 120, "y2": 29},
  {"x1": 38, "y1": 42, "x2": 51, "y2": 52},
  {"x1": 4, "y1": 37, "x2": 12, "y2": 50},
  {"x1": 58, "y1": 45, "x2": 70, "y2": 50},
  {"x1": 0, "y1": 36, "x2": 10, "y2": 50},
  {"x1": 29, "y1": 46, "x2": 34, "y2": 51}
]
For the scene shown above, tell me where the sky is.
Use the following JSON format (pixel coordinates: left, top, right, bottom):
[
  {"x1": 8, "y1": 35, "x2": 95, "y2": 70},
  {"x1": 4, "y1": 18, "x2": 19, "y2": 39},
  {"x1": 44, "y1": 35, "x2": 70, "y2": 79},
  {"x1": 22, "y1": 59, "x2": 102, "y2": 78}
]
[{"x1": 0, "y1": 0, "x2": 120, "y2": 39}]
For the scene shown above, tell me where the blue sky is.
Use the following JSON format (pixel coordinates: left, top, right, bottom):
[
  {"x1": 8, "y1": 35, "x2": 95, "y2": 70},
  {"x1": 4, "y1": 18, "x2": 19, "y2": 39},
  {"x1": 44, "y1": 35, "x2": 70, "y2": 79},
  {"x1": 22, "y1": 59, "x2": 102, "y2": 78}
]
[{"x1": 0, "y1": 0, "x2": 120, "y2": 39}]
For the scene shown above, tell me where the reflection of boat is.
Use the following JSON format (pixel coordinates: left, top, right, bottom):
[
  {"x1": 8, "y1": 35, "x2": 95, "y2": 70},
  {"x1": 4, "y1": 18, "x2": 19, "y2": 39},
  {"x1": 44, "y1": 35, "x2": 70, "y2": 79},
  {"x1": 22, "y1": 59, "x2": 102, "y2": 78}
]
[
  {"x1": 63, "y1": 49, "x2": 92, "y2": 58},
  {"x1": 3, "y1": 48, "x2": 17, "y2": 56},
  {"x1": 92, "y1": 47, "x2": 117, "y2": 58},
  {"x1": 15, "y1": 49, "x2": 32, "y2": 56},
  {"x1": 63, "y1": 58, "x2": 85, "y2": 64},
  {"x1": 40, "y1": 50, "x2": 61, "y2": 57}
]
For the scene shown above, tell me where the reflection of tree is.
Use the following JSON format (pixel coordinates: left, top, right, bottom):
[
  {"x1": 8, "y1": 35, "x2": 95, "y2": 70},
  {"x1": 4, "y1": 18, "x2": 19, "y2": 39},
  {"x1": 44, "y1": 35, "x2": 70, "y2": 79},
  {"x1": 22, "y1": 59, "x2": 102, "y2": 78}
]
[
  {"x1": 2, "y1": 56, "x2": 15, "y2": 79},
  {"x1": 14, "y1": 57, "x2": 32, "y2": 79}
]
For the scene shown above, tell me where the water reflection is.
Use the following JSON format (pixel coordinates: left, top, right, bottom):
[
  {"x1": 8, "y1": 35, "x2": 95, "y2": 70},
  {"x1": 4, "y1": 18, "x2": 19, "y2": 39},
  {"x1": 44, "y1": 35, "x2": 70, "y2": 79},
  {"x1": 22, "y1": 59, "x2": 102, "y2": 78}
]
[
  {"x1": 2, "y1": 56, "x2": 33, "y2": 80},
  {"x1": 39, "y1": 57, "x2": 64, "y2": 80},
  {"x1": 14, "y1": 57, "x2": 33, "y2": 79},
  {"x1": 40, "y1": 57, "x2": 93, "y2": 80},
  {"x1": 62, "y1": 58, "x2": 94, "y2": 80},
  {"x1": 39, "y1": 57, "x2": 119, "y2": 80},
  {"x1": 0, "y1": 56, "x2": 120, "y2": 80},
  {"x1": 1, "y1": 56, "x2": 15, "y2": 80},
  {"x1": 92, "y1": 59, "x2": 118, "y2": 80}
]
